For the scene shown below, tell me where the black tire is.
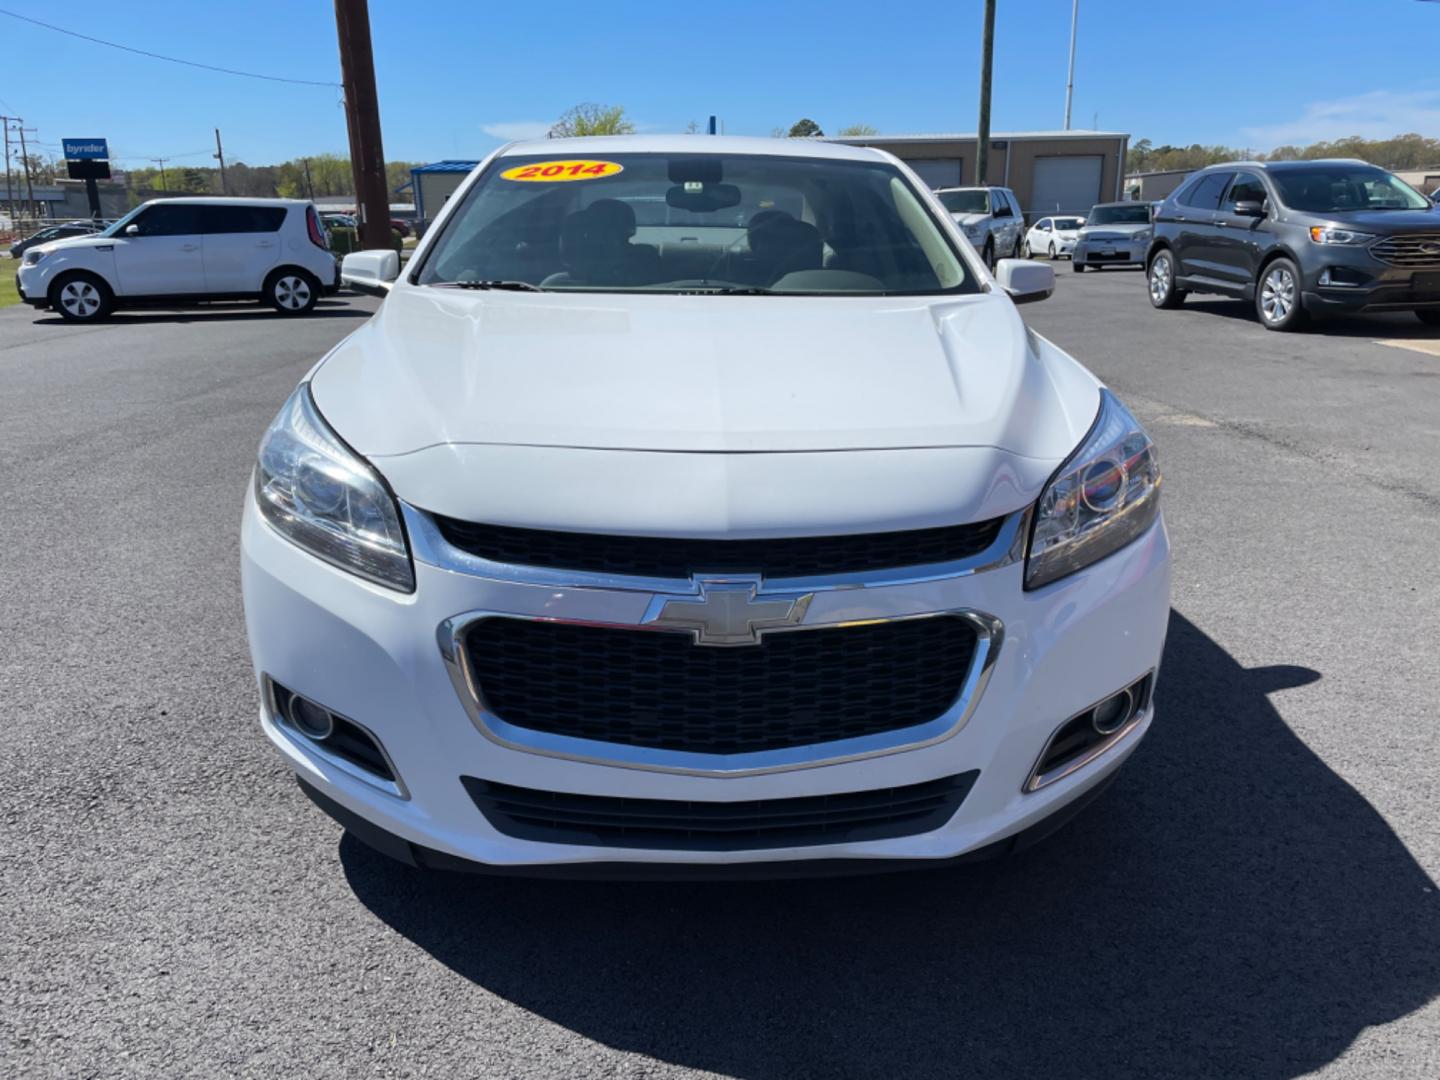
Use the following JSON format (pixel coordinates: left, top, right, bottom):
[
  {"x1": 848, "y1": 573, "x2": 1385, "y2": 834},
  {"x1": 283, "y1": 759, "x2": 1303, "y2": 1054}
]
[
  {"x1": 982, "y1": 240, "x2": 995, "y2": 271},
  {"x1": 265, "y1": 268, "x2": 320, "y2": 315},
  {"x1": 1416, "y1": 309, "x2": 1440, "y2": 327},
  {"x1": 1048, "y1": 242, "x2": 1058, "y2": 260},
  {"x1": 1012, "y1": 236, "x2": 1024, "y2": 260},
  {"x1": 1255, "y1": 257, "x2": 1308, "y2": 331},
  {"x1": 1147, "y1": 249, "x2": 1185, "y2": 309},
  {"x1": 49, "y1": 272, "x2": 113, "y2": 322},
  {"x1": 1071, "y1": 259, "x2": 1086, "y2": 273},
  {"x1": 1023, "y1": 241, "x2": 1033, "y2": 259}
]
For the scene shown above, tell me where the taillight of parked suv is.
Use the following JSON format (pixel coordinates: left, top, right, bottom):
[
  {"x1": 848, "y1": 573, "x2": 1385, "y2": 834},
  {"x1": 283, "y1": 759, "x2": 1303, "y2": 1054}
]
[{"x1": 306, "y1": 205, "x2": 327, "y2": 249}]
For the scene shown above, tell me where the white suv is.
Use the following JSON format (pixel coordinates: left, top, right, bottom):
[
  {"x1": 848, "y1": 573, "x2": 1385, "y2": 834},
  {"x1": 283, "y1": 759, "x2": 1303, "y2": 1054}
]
[
  {"x1": 935, "y1": 186, "x2": 1025, "y2": 268},
  {"x1": 16, "y1": 197, "x2": 339, "y2": 321}
]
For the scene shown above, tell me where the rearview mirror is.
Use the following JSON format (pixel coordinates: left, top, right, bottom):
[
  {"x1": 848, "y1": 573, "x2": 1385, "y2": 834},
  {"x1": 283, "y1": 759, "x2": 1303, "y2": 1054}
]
[
  {"x1": 124, "y1": 224, "x2": 140, "y2": 237},
  {"x1": 341, "y1": 249, "x2": 400, "y2": 296},
  {"x1": 995, "y1": 258, "x2": 1054, "y2": 305},
  {"x1": 1232, "y1": 200, "x2": 1266, "y2": 218}
]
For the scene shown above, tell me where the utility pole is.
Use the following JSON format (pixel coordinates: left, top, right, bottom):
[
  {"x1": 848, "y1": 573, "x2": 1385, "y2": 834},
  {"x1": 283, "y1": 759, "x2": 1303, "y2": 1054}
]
[
  {"x1": 303, "y1": 157, "x2": 315, "y2": 200},
  {"x1": 1, "y1": 116, "x2": 14, "y2": 221},
  {"x1": 334, "y1": 0, "x2": 391, "y2": 250},
  {"x1": 1064, "y1": 0, "x2": 1079, "y2": 130},
  {"x1": 152, "y1": 157, "x2": 170, "y2": 191},
  {"x1": 975, "y1": 0, "x2": 996, "y2": 186},
  {"x1": 214, "y1": 128, "x2": 228, "y2": 195},
  {"x1": 16, "y1": 123, "x2": 36, "y2": 218}
]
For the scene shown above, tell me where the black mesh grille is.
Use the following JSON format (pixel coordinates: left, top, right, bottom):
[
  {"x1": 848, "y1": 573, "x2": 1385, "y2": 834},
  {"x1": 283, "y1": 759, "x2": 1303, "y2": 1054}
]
[
  {"x1": 431, "y1": 515, "x2": 1006, "y2": 579},
  {"x1": 464, "y1": 616, "x2": 977, "y2": 755},
  {"x1": 463, "y1": 772, "x2": 979, "y2": 850}
]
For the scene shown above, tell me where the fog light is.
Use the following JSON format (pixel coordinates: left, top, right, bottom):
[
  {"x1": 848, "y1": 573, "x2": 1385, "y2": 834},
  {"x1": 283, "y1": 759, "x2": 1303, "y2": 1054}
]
[
  {"x1": 287, "y1": 695, "x2": 335, "y2": 740},
  {"x1": 1090, "y1": 688, "x2": 1134, "y2": 735}
]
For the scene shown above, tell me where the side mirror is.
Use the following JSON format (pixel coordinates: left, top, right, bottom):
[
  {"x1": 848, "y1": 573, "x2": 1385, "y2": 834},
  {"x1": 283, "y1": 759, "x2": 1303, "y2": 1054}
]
[
  {"x1": 124, "y1": 223, "x2": 141, "y2": 237},
  {"x1": 1233, "y1": 200, "x2": 1266, "y2": 218},
  {"x1": 341, "y1": 249, "x2": 401, "y2": 296},
  {"x1": 995, "y1": 258, "x2": 1054, "y2": 304}
]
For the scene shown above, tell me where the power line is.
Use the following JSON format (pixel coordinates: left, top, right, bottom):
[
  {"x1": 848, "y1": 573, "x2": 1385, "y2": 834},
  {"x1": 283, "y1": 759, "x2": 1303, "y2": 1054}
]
[{"x1": 0, "y1": 8, "x2": 341, "y2": 87}]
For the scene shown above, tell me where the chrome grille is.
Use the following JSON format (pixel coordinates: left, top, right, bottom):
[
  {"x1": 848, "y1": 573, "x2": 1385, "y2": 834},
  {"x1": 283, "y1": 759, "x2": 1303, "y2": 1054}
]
[{"x1": 1369, "y1": 233, "x2": 1440, "y2": 268}]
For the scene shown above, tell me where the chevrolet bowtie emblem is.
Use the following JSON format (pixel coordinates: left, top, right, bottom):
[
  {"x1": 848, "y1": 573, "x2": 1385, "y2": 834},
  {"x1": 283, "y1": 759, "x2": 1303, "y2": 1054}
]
[{"x1": 646, "y1": 578, "x2": 814, "y2": 646}]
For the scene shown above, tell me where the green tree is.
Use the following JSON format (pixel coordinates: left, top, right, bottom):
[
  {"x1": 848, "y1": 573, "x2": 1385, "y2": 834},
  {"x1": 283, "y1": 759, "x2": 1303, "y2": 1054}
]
[
  {"x1": 836, "y1": 123, "x2": 877, "y2": 137},
  {"x1": 787, "y1": 118, "x2": 824, "y2": 138},
  {"x1": 549, "y1": 103, "x2": 635, "y2": 139}
]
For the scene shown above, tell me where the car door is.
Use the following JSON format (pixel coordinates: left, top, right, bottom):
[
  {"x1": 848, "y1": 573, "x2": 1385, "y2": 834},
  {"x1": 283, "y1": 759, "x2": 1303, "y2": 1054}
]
[
  {"x1": 1170, "y1": 172, "x2": 1232, "y2": 283},
  {"x1": 1032, "y1": 218, "x2": 1050, "y2": 251},
  {"x1": 201, "y1": 205, "x2": 287, "y2": 293},
  {"x1": 989, "y1": 191, "x2": 1016, "y2": 253},
  {"x1": 1211, "y1": 171, "x2": 1272, "y2": 289},
  {"x1": 111, "y1": 203, "x2": 205, "y2": 295}
]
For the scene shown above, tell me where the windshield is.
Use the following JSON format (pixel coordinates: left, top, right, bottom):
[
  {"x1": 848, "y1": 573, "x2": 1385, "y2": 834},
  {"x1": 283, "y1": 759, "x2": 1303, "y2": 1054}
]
[
  {"x1": 1086, "y1": 205, "x2": 1151, "y2": 226},
  {"x1": 1054, "y1": 217, "x2": 1084, "y2": 230},
  {"x1": 937, "y1": 189, "x2": 990, "y2": 215},
  {"x1": 1270, "y1": 165, "x2": 1430, "y2": 212},
  {"x1": 418, "y1": 152, "x2": 975, "y2": 295}
]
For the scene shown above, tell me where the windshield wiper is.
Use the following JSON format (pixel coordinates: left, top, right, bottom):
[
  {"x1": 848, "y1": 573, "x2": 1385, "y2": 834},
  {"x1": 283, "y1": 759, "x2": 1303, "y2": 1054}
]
[
  {"x1": 681, "y1": 285, "x2": 774, "y2": 295},
  {"x1": 431, "y1": 279, "x2": 545, "y2": 292}
]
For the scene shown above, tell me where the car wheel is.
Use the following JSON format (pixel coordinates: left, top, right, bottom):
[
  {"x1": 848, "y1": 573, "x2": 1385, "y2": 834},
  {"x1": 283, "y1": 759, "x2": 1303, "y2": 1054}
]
[
  {"x1": 1048, "y1": 242, "x2": 1057, "y2": 260},
  {"x1": 266, "y1": 269, "x2": 319, "y2": 315},
  {"x1": 1023, "y1": 241, "x2": 1033, "y2": 259},
  {"x1": 1415, "y1": 309, "x2": 1440, "y2": 327},
  {"x1": 1072, "y1": 260, "x2": 1086, "y2": 273},
  {"x1": 49, "y1": 272, "x2": 113, "y2": 322},
  {"x1": 1256, "y1": 258, "x2": 1308, "y2": 331},
  {"x1": 1147, "y1": 250, "x2": 1185, "y2": 309},
  {"x1": 982, "y1": 240, "x2": 995, "y2": 271},
  {"x1": 1012, "y1": 236, "x2": 1023, "y2": 260}
]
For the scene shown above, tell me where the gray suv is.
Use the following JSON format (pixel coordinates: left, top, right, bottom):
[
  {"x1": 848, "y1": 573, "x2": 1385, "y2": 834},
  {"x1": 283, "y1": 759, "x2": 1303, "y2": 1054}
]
[
  {"x1": 1146, "y1": 159, "x2": 1440, "y2": 330},
  {"x1": 934, "y1": 186, "x2": 1024, "y2": 268}
]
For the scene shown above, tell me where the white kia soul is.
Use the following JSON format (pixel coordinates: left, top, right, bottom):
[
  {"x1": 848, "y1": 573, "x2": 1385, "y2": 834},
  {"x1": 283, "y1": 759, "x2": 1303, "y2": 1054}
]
[
  {"x1": 242, "y1": 136, "x2": 1171, "y2": 877},
  {"x1": 16, "y1": 197, "x2": 339, "y2": 321}
]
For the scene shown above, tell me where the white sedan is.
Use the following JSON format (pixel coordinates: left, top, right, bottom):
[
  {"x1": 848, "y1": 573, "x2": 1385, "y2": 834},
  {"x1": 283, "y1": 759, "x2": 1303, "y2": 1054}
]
[
  {"x1": 242, "y1": 135, "x2": 1170, "y2": 876},
  {"x1": 1024, "y1": 215, "x2": 1085, "y2": 259}
]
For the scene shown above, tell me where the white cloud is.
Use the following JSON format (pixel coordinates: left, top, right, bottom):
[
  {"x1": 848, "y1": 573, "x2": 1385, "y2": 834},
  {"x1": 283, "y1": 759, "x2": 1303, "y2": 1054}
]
[
  {"x1": 1240, "y1": 89, "x2": 1440, "y2": 147},
  {"x1": 480, "y1": 121, "x2": 552, "y2": 141}
]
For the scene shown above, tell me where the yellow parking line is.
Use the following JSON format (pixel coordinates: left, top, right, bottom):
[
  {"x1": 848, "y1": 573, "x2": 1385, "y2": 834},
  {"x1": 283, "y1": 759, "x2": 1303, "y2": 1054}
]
[{"x1": 1375, "y1": 338, "x2": 1440, "y2": 357}]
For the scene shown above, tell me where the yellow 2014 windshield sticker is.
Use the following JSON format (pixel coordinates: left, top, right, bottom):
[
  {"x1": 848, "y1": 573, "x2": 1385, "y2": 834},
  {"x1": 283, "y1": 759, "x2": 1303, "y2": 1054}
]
[{"x1": 500, "y1": 160, "x2": 624, "y2": 182}]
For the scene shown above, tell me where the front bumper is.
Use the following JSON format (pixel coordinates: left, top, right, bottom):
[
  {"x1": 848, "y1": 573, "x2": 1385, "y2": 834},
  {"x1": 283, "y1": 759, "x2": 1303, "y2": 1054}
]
[
  {"x1": 242, "y1": 492, "x2": 1171, "y2": 871},
  {"x1": 1301, "y1": 252, "x2": 1440, "y2": 312},
  {"x1": 1074, "y1": 240, "x2": 1146, "y2": 266}
]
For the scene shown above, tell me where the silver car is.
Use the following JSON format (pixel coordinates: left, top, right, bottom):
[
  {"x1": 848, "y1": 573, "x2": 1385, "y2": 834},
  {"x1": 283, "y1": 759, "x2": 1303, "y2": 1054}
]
[
  {"x1": 935, "y1": 186, "x2": 1025, "y2": 268},
  {"x1": 1072, "y1": 202, "x2": 1153, "y2": 272}
]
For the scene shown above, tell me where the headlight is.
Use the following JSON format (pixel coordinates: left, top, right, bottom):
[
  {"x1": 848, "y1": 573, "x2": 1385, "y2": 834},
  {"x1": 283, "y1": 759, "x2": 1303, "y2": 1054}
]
[
  {"x1": 1131, "y1": 229, "x2": 1152, "y2": 243},
  {"x1": 254, "y1": 385, "x2": 414, "y2": 591},
  {"x1": 1026, "y1": 390, "x2": 1161, "y2": 590},
  {"x1": 23, "y1": 248, "x2": 46, "y2": 265},
  {"x1": 1309, "y1": 226, "x2": 1375, "y2": 246},
  {"x1": 964, "y1": 223, "x2": 986, "y2": 239}
]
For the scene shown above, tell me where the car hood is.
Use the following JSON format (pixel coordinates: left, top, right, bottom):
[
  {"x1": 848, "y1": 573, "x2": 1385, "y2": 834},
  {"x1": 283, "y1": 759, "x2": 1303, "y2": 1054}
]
[
  {"x1": 952, "y1": 213, "x2": 990, "y2": 228},
  {"x1": 34, "y1": 235, "x2": 111, "y2": 254},
  {"x1": 1318, "y1": 208, "x2": 1440, "y2": 230},
  {"x1": 309, "y1": 286, "x2": 1101, "y2": 528},
  {"x1": 1080, "y1": 223, "x2": 1149, "y2": 237}
]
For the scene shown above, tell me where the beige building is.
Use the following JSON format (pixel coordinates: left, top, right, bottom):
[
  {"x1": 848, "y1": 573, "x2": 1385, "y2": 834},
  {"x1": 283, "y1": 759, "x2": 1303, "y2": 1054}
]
[{"x1": 829, "y1": 130, "x2": 1129, "y2": 221}]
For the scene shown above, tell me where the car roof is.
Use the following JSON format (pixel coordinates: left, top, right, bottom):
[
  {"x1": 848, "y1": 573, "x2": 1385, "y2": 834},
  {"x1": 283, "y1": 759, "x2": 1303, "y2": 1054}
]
[
  {"x1": 496, "y1": 134, "x2": 887, "y2": 164},
  {"x1": 140, "y1": 196, "x2": 309, "y2": 207},
  {"x1": 1200, "y1": 158, "x2": 1373, "y2": 173},
  {"x1": 935, "y1": 186, "x2": 1004, "y2": 192}
]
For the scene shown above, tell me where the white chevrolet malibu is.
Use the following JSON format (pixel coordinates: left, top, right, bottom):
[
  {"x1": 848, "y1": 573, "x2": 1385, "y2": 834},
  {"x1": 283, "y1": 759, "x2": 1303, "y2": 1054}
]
[{"x1": 242, "y1": 136, "x2": 1170, "y2": 876}]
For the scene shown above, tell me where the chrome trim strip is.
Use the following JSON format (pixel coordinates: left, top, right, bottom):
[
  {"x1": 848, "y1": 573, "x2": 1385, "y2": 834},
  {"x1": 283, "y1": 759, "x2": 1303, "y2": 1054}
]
[
  {"x1": 404, "y1": 502, "x2": 1031, "y2": 594},
  {"x1": 263, "y1": 677, "x2": 410, "y2": 800},
  {"x1": 1021, "y1": 672, "x2": 1155, "y2": 793},
  {"x1": 438, "y1": 608, "x2": 1004, "y2": 777}
]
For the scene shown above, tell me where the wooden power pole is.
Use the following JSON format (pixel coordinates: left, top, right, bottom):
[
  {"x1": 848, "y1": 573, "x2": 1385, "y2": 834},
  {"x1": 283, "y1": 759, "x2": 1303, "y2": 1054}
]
[
  {"x1": 334, "y1": 0, "x2": 391, "y2": 250},
  {"x1": 975, "y1": 0, "x2": 996, "y2": 186},
  {"x1": 214, "y1": 129, "x2": 228, "y2": 195}
]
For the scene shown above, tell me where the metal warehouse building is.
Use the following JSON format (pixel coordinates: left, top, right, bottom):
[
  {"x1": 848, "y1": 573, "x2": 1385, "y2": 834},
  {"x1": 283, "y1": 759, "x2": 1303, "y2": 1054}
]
[
  {"x1": 830, "y1": 130, "x2": 1129, "y2": 220},
  {"x1": 411, "y1": 160, "x2": 480, "y2": 229}
]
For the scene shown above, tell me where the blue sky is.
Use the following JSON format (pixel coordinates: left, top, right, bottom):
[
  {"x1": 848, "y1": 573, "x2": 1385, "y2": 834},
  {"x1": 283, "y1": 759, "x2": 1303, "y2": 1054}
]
[{"x1": 3, "y1": 0, "x2": 1439, "y2": 171}]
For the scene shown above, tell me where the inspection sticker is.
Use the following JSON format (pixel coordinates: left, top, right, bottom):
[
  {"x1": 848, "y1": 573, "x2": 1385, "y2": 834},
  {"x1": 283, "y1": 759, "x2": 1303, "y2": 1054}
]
[{"x1": 500, "y1": 160, "x2": 624, "y2": 182}]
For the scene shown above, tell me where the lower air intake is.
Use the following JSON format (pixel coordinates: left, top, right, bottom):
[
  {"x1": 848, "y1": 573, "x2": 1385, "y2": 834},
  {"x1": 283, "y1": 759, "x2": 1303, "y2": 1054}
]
[{"x1": 463, "y1": 772, "x2": 979, "y2": 851}]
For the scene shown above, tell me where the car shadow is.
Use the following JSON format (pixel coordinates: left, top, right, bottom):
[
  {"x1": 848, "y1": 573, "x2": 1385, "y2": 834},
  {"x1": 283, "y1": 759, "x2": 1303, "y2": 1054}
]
[
  {"x1": 1182, "y1": 297, "x2": 1438, "y2": 338},
  {"x1": 28, "y1": 300, "x2": 372, "y2": 326},
  {"x1": 339, "y1": 611, "x2": 1440, "y2": 1078}
]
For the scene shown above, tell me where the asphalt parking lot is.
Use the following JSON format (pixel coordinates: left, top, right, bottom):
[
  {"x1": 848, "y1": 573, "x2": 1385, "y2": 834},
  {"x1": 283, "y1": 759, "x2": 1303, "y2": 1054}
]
[{"x1": 2, "y1": 276, "x2": 1437, "y2": 1079}]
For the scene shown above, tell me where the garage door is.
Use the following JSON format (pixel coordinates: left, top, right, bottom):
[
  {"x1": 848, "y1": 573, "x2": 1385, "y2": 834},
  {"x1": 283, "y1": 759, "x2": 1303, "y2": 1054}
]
[
  {"x1": 1030, "y1": 155, "x2": 1104, "y2": 217},
  {"x1": 903, "y1": 158, "x2": 963, "y2": 190}
]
